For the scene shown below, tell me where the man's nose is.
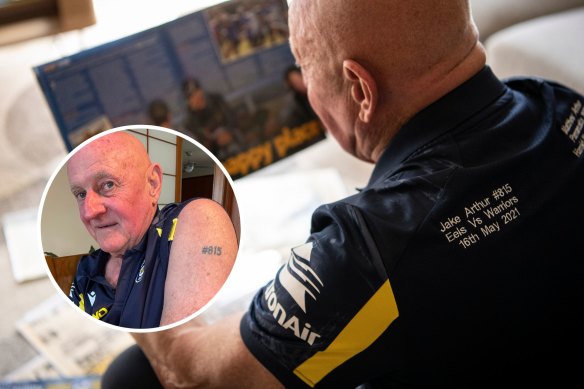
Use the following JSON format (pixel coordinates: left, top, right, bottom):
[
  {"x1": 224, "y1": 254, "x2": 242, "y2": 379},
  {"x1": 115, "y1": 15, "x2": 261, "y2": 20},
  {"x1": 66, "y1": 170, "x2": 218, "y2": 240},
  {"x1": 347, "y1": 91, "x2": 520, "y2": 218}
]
[{"x1": 82, "y1": 191, "x2": 106, "y2": 220}]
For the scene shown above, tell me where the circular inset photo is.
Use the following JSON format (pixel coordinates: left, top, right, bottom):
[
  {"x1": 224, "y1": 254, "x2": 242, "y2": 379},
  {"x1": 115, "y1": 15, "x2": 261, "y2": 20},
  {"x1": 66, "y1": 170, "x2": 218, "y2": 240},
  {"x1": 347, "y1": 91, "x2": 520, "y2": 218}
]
[{"x1": 39, "y1": 126, "x2": 240, "y2": 331}]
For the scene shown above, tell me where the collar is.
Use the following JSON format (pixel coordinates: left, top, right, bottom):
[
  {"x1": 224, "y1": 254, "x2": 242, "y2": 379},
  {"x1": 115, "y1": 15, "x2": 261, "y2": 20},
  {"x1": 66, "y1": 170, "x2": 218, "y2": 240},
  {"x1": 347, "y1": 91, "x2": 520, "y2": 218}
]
[
  {"x1": 123, "y1": 207, "x2": 161, "y2": 258},
  {"x1": 368, "y1": 66, "x2": 507, "y2": 186},
  {"x1": 81, "y1": 249, "x2": 110, "y2": 284},
  {"x1": 79, "y1": 208, "x2": 161, "y2": 287},
  {"x1": 85, "y1": 207, "x2": 160, "y2": 269}
]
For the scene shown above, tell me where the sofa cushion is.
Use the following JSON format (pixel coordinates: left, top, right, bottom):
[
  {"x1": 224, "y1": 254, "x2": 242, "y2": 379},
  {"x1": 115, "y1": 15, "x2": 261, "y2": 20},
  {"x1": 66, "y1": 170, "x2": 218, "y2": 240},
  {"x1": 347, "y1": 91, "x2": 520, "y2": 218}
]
[
  {"x1": 485, "y1": 7, "x2": 584, "y2": 94},
  {"x1": 471, "y1": 0, "x2": 584, "y2": 41}
]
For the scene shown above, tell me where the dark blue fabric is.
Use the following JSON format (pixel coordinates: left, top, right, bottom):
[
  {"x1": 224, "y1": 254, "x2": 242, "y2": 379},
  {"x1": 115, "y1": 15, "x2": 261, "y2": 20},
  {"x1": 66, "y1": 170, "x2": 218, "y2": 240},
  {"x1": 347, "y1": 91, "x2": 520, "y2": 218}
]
[
  {"x1": 241, "y1": 67, "x2": 584, "y2": 388},
  {"x1": 101, "y1": 344, "x2": 163, "y2": 389},
  {"x1": 70, "y1": 201, "x2": 193, "y2": 329}
]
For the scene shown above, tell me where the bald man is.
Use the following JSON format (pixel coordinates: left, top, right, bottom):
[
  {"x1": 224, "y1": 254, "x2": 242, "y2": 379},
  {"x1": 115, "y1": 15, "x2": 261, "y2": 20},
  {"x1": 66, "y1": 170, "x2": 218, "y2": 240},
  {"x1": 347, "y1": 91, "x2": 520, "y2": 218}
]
[
  {"x1": 107, "y1": 0, "x2": 584, "y2": 387},
  {"x1": 67, "y1": 132, "x2": 237, "y2": 329}
]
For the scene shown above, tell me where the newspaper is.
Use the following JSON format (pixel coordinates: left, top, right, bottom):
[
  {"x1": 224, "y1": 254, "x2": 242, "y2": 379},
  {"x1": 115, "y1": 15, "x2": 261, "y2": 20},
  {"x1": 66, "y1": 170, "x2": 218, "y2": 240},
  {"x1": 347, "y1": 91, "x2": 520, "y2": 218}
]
[
  {"x1": 1, "y1": 208, "x2": 46, "y2": 283},
  {"x1": 0, "y1": 375, "x2": 100, "y2": 389},
  {"x1": 1, "y1": 355, "x2": 60, "y2": 383},
  {"x1": 13, "y1": 294, "x2": 134, "y2": 378},
  {"x1": 0, "y1": 355, "x2": 100, "y2": 389}
]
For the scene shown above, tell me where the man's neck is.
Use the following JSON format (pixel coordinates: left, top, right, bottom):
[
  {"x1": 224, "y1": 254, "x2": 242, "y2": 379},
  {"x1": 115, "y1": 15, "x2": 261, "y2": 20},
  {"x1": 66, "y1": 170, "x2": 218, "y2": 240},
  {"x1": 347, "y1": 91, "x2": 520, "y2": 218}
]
[
  {"x1": 368, "y1": 42, "x2": 487, "y2": 163},
  {"x1": 105, "y1": 254, "x2": 123, "y2": 289}
]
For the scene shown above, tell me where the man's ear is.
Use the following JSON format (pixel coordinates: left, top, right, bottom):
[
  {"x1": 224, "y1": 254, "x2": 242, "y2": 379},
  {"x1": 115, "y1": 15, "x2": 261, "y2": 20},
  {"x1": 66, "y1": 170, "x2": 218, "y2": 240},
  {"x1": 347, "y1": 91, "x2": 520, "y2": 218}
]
[
  {"x1": 147, "y1": 163, "x2": 163, "y2": 201},
  {"x1": 343, "y1": 59, "x2": 378, "y2": 123}
]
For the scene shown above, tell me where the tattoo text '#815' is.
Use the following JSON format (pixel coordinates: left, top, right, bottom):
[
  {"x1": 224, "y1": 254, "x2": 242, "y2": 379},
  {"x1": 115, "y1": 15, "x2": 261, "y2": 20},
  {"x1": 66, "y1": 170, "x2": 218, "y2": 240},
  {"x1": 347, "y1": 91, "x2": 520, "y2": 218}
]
[{"x1": 202, "y1": 246, "x2": 222, "y2": 255}]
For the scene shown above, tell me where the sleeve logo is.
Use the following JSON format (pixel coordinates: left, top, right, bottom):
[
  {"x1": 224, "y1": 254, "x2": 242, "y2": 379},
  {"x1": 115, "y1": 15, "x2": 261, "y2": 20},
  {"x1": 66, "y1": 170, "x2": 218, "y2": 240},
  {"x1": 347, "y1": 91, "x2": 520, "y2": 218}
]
[
  {"x1": 277, "y1": 242, "x2": 323, "y2": 313},
  {"x1": 88, "y1": 290, "x2": 96, "y2": 306},
  {"x1": 135, "y1": 260, "x2": 145, "y2": 283},
  {"x1": 263, "y1": 242, "x2": 323, "y2": 346}
]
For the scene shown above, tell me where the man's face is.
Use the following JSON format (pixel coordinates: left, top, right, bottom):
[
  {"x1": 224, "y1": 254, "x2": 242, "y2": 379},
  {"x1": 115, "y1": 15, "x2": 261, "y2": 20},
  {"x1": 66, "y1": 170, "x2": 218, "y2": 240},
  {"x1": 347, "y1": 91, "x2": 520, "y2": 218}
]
[
  {"x1": 67, "y1": 145, "x2": 154, "y2": 257},
  {"x1": 189, "y1": 89, "x2": 207, "y2": 111}
]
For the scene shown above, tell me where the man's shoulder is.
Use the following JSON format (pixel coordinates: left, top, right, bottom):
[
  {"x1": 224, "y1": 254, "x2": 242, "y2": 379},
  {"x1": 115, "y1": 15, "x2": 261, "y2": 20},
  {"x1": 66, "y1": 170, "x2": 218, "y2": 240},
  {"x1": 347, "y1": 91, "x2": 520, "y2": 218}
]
[
  {"x1": 313, "y1": 162, "x2": 454, "y2": 231},
  {"x1": 163, "y1": 198, "x2": 226, "y2": 223},
  {"x1": 157, "y1": 199, "x2": 203, "y2": 228},
  {"x1": 162, "y1": 198, "x2": 233, "y2": 248},
  {"x1": 504, "y1": 74, "x2": 583, "y2": 96},
  {"x1": 503, "y1": 75, "x2": 584, "y2": 116}
]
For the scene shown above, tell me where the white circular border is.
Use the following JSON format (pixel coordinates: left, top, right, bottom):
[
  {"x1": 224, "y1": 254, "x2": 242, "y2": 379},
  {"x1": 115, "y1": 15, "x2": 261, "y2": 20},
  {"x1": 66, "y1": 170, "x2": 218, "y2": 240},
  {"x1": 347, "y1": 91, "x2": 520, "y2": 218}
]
[{"x1": 37, "y1": 125, "x2": 244, "y2": 333}]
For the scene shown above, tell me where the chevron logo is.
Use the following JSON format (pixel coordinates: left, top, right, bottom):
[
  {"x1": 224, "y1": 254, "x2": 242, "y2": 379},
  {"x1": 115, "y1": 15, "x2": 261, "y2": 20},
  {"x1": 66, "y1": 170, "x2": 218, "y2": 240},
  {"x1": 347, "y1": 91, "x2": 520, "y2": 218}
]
[{"x1": 277, "y1": 242, "x2": 324, "y2": 313}]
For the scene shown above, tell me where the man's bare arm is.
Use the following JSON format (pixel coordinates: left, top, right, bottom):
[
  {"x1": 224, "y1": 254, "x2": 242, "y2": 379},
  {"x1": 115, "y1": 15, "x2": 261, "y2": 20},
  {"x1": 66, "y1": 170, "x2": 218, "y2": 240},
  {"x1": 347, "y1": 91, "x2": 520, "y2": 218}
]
[
  {"x1": 161, "y1": 199, "x2": 238, "y2": 325},
  {"x1": 133, "y1": 313, "x2": 283, "y2": 388}
]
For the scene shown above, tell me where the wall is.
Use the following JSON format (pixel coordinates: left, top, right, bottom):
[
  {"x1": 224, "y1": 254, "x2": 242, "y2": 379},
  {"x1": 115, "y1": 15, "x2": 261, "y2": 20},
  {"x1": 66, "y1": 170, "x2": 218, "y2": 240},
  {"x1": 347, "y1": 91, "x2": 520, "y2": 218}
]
[
  {"x1": 126, "y1": 129, "x2": 179, "y2": 206},
  {"x1": 41, "y1": 166, "x2": 97, "y2": 256}
]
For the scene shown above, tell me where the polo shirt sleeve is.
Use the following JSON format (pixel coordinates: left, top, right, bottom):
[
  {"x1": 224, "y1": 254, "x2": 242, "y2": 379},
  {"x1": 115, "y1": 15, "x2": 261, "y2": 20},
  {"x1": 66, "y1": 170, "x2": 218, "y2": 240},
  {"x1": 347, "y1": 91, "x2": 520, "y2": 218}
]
[{"x1": 240, "y1": 202, "x2": 399, "y2": 388}]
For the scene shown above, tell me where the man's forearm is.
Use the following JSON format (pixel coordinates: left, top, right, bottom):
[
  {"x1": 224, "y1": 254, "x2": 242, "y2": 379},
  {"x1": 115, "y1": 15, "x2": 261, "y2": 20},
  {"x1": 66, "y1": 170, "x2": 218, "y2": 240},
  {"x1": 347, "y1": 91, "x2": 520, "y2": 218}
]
[
  {"x1": 132, "y1": 320, "x2": 207, "y2": 388},
  {"x1": 129, "y1": 313, "x2": 281, "y2": 389}
]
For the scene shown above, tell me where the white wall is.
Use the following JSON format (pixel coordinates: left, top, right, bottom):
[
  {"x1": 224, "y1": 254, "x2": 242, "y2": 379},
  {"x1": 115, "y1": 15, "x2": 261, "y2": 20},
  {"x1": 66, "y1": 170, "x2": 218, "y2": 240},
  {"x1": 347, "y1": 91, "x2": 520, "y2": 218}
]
[
  {"x1": 41, "y1": 167, "x2": 98, "y2": 256},
  {"x1": 127, "y1": 129, "x2": 178, "y2": 206}
]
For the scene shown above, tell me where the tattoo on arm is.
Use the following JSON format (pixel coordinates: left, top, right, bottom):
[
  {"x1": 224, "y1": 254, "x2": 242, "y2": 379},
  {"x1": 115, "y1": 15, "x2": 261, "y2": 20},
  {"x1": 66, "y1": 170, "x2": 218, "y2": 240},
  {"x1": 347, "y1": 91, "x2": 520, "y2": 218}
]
[{"x1": 201, "y1": 246, "x2": 222, "y2": 256}]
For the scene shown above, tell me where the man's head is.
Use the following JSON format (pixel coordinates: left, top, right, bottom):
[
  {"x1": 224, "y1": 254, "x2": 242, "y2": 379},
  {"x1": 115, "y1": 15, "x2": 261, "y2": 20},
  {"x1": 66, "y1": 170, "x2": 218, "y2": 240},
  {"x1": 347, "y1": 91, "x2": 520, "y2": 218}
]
[
  {"x1": 67, "y1": 132, "x2": 162, "y2": 257},
  {"x1": 288, "y1": 0, "x2": 486, "y2": 162},
  {"x1": 148, "y1": 99, "x2": 171, "y2": 127},
  {"x1": 183, "y1": 79, "x2": 208, "y2": 111}
]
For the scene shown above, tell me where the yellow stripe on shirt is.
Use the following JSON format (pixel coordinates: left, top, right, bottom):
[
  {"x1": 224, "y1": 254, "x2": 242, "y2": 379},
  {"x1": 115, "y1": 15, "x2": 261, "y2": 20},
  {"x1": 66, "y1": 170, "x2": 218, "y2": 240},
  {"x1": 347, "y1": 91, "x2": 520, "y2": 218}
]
[
  {"x1": 293, "y1": 279, "x2": 399, "y2": 387},
  {"x1": 168, "y1": 218, "x2": 178, "y2": 241},
  {"x1": 156, "y1": 218, "x2": 178, "y2": 240}
]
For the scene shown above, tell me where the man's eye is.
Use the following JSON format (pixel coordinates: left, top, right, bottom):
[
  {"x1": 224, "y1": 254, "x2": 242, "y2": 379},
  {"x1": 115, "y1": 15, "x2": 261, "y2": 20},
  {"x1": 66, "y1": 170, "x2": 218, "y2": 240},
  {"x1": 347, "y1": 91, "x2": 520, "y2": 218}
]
[
  {"x1": 75, "y1": 191, "x2": 86, "y2": 200},
  {"x1": 102, "y1": 181, "x2": 115, "y2": 191}
]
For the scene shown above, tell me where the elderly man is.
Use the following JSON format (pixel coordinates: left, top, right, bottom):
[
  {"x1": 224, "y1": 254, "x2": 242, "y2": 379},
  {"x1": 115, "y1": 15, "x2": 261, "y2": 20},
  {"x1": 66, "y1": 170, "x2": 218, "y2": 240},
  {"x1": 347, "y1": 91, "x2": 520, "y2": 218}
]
[
  {"x1": 67, "y1": 131, "x2": 237, "y2": 328},
  {"x1": 106, "y1": 0, "x2": 584, "y2": 386}
]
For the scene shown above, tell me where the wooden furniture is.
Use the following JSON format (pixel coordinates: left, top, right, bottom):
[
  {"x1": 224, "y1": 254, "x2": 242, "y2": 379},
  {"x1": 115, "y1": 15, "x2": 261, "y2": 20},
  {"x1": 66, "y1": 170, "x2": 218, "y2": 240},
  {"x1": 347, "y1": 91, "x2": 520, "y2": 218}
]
[
  {"x1": 181, "y1": 166, "x2": 241, "y2": 242},
  {"x1": 0, "y1": 0, "x2": 95, "y2": 46},
  {"x1": 182, "y1": 175, "x2": 214, "y2": 200},
  {"x1": 45, "y1": 253, "x2": 85, "y2": 295}
]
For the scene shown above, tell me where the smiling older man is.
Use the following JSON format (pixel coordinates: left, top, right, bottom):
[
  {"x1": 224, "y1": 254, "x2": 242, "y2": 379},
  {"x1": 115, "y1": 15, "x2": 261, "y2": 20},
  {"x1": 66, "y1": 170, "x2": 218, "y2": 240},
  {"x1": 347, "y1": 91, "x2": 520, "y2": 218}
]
[{"x1": 66, "y1": 131, "x2": 237, "y2": 329}]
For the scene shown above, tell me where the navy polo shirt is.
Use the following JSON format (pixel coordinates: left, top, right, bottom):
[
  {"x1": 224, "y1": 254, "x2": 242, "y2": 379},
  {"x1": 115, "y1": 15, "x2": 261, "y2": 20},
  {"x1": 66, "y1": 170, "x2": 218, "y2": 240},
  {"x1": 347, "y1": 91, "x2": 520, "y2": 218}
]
[
  {"x1": 241, "y1": 67, "x2": 584, "y2": 387},
  {"x1": 70, "y1": 201, "x2": 191, "y2": 329}
]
